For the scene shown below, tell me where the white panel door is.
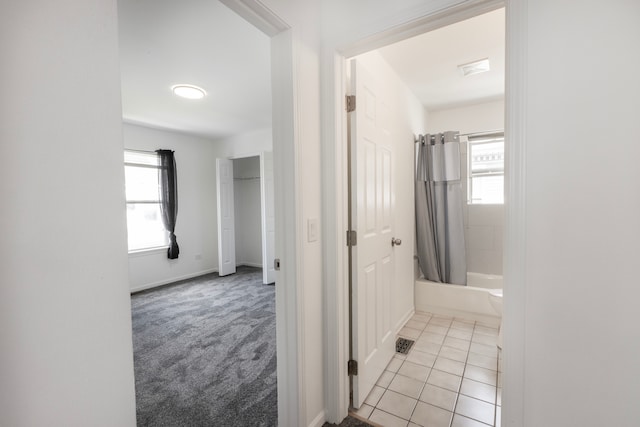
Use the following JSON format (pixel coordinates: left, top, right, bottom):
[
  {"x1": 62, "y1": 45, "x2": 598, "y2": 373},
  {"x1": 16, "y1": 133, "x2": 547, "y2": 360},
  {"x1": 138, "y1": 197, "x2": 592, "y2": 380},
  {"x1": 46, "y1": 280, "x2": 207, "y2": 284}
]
[
  {"x1": 261, "y1": 151, "x2": 276, "y2": 284},
  {"x1": 216, "y1": 158, "x2": 236, "y2": 276},
  {"x1": 351, "y1": 59, "x2": 396, "y2": 408}
]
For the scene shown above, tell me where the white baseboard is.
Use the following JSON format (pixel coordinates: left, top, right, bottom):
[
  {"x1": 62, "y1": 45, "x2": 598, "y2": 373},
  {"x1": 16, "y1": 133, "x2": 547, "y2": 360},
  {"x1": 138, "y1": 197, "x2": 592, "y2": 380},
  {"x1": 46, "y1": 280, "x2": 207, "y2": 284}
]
[
  {"x1": 308, "y1": 410, "x2": 326, "y2": 427},
  {"x1": 237, "y1": 262, "x2": 263, "y2": 268},
  {"x1": 130, "y1": 268, "x2": 218, "y2": 293},
  {"x1": 395, "y1": 307, "x2": 416, "y2": 335}
]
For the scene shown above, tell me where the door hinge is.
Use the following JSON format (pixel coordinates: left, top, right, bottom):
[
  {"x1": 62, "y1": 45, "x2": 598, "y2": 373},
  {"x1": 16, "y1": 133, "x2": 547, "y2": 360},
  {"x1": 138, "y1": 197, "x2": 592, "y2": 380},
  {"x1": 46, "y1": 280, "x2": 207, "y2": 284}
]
[
  {"x1": 346, "y1": 95, "x2": 356, "y2": 112},
  {"x1": 347, "y1": 359, "x2": 358, "y2": 376},
  {"x1": 274, "y1": 258, "x2": 281, "y2": 271},
  {"x1": 346, "y1": 230, "x2": 357, "y2": 247}
]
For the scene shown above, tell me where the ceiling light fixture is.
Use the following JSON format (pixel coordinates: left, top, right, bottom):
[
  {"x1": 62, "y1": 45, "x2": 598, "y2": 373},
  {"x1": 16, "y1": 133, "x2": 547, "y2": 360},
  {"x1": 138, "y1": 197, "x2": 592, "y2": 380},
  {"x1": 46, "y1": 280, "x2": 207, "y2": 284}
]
[
  {"x1": 171, "y1": 84, "x2": 207, "y2": 100},
  {"x1": 458, "y1": 58, "x2": 491, "y2": 77}
]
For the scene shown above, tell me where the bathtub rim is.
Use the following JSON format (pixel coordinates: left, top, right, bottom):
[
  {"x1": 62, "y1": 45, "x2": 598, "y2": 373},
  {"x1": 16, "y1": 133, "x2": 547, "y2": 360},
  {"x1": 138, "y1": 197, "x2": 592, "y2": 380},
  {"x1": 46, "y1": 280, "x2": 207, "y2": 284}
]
[{"x1": 415, "y1": 276, "x2": 501, "y2": 326}]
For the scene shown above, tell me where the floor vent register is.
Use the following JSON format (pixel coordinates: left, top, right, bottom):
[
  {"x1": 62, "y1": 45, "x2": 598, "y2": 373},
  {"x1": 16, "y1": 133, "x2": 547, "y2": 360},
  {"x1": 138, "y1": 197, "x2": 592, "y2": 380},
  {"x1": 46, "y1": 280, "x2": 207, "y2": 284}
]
[{"x1": 395, "y1": 337, "x2": 414, "y2": 355}]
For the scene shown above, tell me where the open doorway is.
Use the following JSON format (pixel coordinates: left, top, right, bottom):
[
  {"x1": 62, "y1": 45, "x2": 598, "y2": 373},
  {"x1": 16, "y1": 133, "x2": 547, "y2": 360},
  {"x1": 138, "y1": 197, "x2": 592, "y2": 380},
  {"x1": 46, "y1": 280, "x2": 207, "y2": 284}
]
[
  {"x1": 216, "y1": 153, "x2": 276, "y2": 285},
  {"x1": 344, "y1": 6, "x2": 505, "y2": 426},
  {"x1": 118, "y1": 0, "x2": 285, "y2": 424}
]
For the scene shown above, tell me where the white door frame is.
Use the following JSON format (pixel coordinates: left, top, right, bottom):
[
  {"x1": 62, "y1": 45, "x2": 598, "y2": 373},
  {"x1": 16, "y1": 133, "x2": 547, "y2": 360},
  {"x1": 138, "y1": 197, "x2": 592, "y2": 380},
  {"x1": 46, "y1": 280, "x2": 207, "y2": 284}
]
[
  {"x1": 219, "y1": 2, "x2": 303, "y2": 426},
  {"x1": 216, "y1": 157, "x2": 237, "y2": 276},
  {"x1": 321, "y1": 0, "x2": 527, "y2": 425},
  {"x1": 259, "y1": 152, "x2": 277, "y2": 285},
  {"x1": 227, "y1": 151, "x2": 276, "y2": 285}
]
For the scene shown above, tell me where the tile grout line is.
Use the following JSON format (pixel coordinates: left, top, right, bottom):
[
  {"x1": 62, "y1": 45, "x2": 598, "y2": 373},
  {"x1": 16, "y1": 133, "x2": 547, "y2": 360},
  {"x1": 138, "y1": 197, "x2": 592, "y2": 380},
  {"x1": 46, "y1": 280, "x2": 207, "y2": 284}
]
[
  {"x1": 448, "y1": 319, "x2": 474, "y2": 427},
  {"x1": 368, "y1": 313, "x2": 500, "y2": 427},
  {"x1": 369, "y1": 315, "x2": 428, "y2": 425},
  {"x1": 494, "y1": 348, "x2": 501, "y2": 427},
  {"x1": 398, "y1": 315, "x2": 430, "y2": 425},
  {"x1": 405, "y1": 314, "x2": 438, "y2": 426}
]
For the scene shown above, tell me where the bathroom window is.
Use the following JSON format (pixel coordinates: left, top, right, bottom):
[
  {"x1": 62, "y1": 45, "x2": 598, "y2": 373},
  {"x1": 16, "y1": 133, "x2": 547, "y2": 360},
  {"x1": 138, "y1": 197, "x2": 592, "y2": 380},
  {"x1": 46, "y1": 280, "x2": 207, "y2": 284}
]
[
  {"x1": 124, "y1": 150, "x2": 169, "y2": 252},
  {"x1": 468, "y1": 133, "x2": 504, "y2": 204}
]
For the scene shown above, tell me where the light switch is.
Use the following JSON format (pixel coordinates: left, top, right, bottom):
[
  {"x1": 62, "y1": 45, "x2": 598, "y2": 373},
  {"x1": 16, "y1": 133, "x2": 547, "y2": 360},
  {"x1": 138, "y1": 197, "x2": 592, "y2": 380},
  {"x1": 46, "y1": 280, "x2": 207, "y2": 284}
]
[{"x1": 307, "y1": 218, "x2": 319, "y2": 242}]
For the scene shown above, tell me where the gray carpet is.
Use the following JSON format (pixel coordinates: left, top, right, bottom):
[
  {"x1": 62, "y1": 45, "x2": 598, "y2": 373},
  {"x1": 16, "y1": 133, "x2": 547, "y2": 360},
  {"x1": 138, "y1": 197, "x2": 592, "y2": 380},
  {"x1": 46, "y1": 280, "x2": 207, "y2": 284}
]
[
  {"x1": 322, "y1": 415, "x2": 376, "y2": 427},
  {"x1": 131, "y1": 266, "x2": 277, "y2": 426}
]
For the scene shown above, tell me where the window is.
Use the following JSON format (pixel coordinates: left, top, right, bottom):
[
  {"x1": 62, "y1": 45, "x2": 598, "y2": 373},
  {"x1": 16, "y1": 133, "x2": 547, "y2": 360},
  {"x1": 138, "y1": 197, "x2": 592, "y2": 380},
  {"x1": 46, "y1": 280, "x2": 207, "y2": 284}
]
[
  {"x1": 468, "y1": 133, "x2": 504, "y2": 204},
  {"x1": 124, "y1": 151, "x2": 168, "y2": 251}
]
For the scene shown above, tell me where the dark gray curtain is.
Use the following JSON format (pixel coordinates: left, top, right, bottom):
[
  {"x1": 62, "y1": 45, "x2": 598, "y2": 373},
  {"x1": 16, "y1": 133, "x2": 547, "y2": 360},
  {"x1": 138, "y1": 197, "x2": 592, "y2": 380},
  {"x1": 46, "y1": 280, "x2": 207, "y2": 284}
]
[
  {"x1": 156, "y1": 150, "x2": 179, "y2": 259},
  {"x1": 415, "y1": 131, "x2": 466, "y2": 285}
]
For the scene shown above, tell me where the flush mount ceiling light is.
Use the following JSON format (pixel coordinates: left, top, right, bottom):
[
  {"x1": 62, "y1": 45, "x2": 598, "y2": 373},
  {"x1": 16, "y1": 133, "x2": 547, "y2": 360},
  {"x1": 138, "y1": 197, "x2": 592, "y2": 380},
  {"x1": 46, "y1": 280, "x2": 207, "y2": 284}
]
[
  {"x1": 458, "y1": 58, "x2": 491, "y2": 77},
  {"x1": 171, "y1": 84, "x2": 207, "y2": 100}
]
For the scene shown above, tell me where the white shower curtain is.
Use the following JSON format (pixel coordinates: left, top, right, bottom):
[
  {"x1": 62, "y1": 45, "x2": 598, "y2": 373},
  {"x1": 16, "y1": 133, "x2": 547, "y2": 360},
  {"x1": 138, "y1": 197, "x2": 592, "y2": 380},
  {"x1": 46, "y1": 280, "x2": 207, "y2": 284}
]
[{"x1": 415, "y1": 131, "x2": 467, "y2": 285}]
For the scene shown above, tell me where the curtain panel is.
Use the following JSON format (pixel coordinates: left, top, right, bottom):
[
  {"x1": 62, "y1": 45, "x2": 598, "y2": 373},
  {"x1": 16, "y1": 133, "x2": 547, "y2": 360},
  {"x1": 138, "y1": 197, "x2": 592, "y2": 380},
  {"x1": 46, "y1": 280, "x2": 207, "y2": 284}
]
[
  {"x1": 415, "y1": 131, "x2": 466, "y2": 285},
  {"x1": 156, "y1": 149, "x2": 180, "y2": 259}
]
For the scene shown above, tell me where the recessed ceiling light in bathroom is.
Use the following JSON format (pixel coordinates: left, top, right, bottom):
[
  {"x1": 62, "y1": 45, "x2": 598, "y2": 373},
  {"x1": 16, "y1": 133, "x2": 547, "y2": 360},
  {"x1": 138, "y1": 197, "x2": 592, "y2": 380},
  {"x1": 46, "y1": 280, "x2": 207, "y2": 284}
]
[
  {"x1": 458, "y1": 58, "x2": 491, "y2": 76},
  {"x1": 171, "y1": 84, "x2": 207, "y2": 100}
]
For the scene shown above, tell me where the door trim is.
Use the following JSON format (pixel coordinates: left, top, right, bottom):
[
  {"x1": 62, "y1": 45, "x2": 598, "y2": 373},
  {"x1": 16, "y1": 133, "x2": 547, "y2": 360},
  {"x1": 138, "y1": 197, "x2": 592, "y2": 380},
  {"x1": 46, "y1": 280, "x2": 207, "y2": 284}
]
[
  {"x1": 217, "y1": 2, "x2": 303, "y2": 426},
  {"x1": 321, "y1": 0, "x2": 526, "y2": 425}
]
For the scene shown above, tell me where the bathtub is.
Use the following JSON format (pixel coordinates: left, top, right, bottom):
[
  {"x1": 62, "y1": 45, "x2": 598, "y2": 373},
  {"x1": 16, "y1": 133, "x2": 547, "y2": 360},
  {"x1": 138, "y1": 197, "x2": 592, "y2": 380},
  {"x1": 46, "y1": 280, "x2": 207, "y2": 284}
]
[{"x1": 415, "y1": 272, "x2": 502, "y2": 326}]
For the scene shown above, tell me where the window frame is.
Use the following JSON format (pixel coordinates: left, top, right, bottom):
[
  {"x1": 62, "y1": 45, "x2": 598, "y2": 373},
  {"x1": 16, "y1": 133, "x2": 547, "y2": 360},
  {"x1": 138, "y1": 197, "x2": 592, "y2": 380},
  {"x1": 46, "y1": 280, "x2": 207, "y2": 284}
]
[
  {"x1": 467, "y1": 133, "x2": 505, "y2": 205},
  {"x1": 124, "y1": 150, "x2": 169, "y2": 253}
]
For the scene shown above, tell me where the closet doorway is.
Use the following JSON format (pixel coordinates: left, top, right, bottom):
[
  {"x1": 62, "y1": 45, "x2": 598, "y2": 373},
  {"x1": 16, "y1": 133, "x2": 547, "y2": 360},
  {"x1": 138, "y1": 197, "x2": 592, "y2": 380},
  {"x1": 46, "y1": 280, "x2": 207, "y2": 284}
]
[{"x1": 217, "y1": 152, "x2": 276, "y2": 285}]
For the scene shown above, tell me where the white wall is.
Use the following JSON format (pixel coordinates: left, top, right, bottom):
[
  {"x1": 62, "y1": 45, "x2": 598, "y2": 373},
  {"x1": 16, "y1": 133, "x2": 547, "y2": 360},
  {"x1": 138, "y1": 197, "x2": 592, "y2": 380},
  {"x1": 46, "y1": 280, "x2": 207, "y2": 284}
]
[
  {"x1": 295, "y1": 9, "x2": 325, "y2": 425},
  {"x1": 0, "y1": 1, "x2": 136, "y2": 425},
  {"x1": 355, "y1": 50, "x2": 428, "y2": 331},
  {"x1": 428, "y1": 100, "x2": 505, "y2": 275},
  {"x1": 123, "y1": 123, "x2": 221, "y2": 292},
  {"x1": 258, "y1": 2, "x2": 326, "y2": 424},
  {"x1": 428, "y1": 100, "x2": 504, "y2": 134},
  {"x1": 217, "y1": 127, "x2": 273, "y2": 158},
  {"x1": 233, "y1": 156, "x2": 263, "y2": 267},
  {"x1": 518, "y1": 1, "x2": 640, "y2": 425}
]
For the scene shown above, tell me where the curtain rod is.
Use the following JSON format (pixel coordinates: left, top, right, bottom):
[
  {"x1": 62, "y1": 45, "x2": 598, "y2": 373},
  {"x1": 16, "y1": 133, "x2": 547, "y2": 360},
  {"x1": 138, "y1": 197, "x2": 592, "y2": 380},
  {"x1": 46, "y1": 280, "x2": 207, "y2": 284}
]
[{"x1": 414, "y1": 129, "x2": 504, "y2": 143}]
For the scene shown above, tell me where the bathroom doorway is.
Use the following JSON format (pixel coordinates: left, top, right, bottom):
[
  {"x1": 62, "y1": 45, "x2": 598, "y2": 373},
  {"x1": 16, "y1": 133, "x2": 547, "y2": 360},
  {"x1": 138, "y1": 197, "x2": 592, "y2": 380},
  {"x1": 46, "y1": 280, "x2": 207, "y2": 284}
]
[{"x1": 341, "y1": 1, "x2": 505, "y2": 422}]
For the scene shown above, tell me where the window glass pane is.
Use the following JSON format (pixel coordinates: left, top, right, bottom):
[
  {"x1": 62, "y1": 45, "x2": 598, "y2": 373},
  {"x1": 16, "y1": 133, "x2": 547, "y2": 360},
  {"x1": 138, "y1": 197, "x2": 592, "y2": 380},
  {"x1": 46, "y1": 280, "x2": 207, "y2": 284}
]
[
  {"x1": 471, "y1": 175, "x2": 504, "y2": 204},
  {"x1": 468, "y1": 137, "x2": 504, "y2": 204},
  {"x1": 125, "y1": 151, "x2": 159, "y2": 166},
  {"x1": 470, "y1": 140, "x2": 504, "y2": 174},
  {"x1": 126, "y1": 203, "x2": 168, "y2": 251},
  {"x1": 125, "y1": 165, "x2": 160, "y2": 202}
]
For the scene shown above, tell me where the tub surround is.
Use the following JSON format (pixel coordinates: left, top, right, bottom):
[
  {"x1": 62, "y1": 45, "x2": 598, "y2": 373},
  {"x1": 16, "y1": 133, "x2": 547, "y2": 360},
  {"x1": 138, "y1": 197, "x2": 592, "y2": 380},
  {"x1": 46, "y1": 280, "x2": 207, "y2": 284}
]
[
  {"x1": 465, "y1": 204, "x2": 503, "y2": 275},
  {"x1": 488, "y1": 289, "x2": 503, "y2": 349},
  {"x1": 415, "y1": 273, "x2": 502, "y2": 326}
]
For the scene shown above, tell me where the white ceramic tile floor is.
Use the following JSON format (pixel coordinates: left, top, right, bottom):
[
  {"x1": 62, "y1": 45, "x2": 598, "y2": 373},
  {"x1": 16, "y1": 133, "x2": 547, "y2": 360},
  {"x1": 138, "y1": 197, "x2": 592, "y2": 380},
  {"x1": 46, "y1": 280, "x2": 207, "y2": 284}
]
[{"x1": 355, "y1": 311, "x2": 502, "y2": 427}]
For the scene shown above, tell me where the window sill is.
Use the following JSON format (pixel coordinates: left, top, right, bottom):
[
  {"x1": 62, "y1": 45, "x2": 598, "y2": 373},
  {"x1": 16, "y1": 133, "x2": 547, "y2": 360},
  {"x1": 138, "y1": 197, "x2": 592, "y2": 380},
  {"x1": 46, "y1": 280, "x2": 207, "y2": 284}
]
[{"x1": 128, "y1": 246, "x2": 169, "y2": 257}]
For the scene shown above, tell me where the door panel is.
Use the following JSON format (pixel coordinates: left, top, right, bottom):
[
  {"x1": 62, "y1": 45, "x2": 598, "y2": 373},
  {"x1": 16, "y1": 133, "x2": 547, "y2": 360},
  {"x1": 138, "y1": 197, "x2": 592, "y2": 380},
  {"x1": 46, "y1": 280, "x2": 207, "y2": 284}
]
[
  {"x1": 261, "y1": 152, "x2": 276, "y2": 284},
  {"x1": 351, "y1": 59, "x2": 396, "y2": 408},
  {"x1": 216, "y1": 158, "x2": 236, "y2": 276}
]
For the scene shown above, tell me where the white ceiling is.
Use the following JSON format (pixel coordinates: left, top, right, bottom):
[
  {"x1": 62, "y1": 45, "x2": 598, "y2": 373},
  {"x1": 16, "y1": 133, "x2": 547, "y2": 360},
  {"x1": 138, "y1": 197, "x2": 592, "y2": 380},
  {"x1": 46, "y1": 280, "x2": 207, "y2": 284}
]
[
  {"x1": 377, "y1": 8, "x2": 505, "y2": 111},
  {"x1": 118, "y1": 0, "x2": 272, "y2": 140},
  {"x1": 118, "y1": 3, "x2": 503, "y2": 140}
]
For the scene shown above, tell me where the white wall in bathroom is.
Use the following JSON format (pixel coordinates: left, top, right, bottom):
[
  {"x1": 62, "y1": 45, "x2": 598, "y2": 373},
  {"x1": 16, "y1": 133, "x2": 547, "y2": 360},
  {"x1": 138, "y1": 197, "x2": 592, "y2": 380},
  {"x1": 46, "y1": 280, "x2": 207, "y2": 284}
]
[
  {"x1": 428, "y1": 100, "x2": 505, "y2": 275},
  {"x1": 427, "y1": 100, "x2": 504, "y2": 135}
]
